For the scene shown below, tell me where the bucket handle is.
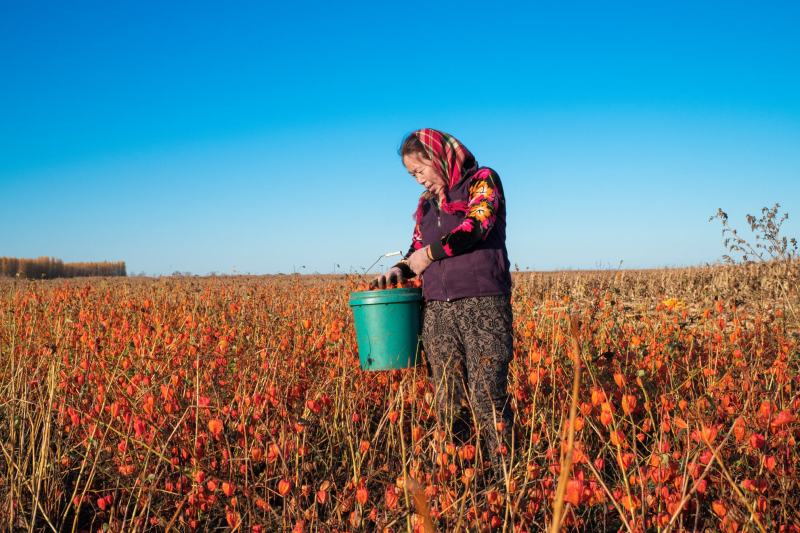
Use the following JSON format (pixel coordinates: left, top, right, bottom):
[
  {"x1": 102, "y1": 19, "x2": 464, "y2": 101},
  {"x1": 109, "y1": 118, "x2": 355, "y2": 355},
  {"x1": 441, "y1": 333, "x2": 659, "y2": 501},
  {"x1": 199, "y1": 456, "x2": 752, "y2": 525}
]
[
  {"x1": 361, "y1": 251, "x2": 403, "y2": 279},
  {"x1": 365, "y1": 329, "x2": 373, "y2": 369}
]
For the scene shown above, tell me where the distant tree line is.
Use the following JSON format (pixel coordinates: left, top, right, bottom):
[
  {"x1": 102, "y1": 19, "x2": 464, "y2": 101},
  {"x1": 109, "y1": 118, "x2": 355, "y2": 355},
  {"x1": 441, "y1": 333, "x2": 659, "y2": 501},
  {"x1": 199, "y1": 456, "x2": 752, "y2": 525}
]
[{"x1": 0, "y1": 257, "x2": 127, "y2": 279}]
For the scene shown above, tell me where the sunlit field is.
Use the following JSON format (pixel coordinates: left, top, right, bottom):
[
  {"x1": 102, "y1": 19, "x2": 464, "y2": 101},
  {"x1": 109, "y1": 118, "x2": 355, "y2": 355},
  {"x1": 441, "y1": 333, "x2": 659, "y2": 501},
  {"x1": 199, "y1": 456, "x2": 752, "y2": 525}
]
[{"x1": 1, "y1": 262, "x2": 798, "y2": 531}]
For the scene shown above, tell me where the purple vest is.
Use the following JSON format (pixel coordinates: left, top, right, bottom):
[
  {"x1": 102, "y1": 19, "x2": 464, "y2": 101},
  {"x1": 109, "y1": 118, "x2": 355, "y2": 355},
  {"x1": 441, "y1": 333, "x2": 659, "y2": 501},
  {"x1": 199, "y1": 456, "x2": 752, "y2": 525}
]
[{"x1": 419, "y1": 170, "x2": 512, "y2": 301}]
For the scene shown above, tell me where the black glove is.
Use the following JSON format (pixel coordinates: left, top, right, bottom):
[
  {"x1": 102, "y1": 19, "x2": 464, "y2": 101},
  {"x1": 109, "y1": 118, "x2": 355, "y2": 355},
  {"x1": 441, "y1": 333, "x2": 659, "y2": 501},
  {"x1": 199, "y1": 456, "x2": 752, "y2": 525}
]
[{"x1": 369, "y1": 266, "x2": 403, "y2": 290}]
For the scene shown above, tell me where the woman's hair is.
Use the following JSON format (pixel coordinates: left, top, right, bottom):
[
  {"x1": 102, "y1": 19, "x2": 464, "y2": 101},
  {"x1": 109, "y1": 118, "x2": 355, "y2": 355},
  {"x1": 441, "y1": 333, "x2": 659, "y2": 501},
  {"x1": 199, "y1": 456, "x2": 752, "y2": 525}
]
[{"x1": 398, "y1": 133, "x2": 429, "y2": 159}]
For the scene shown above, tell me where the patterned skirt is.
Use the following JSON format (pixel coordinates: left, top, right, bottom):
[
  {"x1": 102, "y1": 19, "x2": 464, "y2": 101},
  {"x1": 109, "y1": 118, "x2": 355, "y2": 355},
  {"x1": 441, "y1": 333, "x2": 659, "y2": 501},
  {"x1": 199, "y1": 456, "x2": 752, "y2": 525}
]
[{"x1": 420, "y1": 294, "x2": 515, "y2": 469}]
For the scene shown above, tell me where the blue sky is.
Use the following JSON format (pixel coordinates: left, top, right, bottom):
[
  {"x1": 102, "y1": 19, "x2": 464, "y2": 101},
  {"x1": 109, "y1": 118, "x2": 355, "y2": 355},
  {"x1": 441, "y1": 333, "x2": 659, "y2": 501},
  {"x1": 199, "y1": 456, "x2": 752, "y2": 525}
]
[{"x1": 1, "y1": 1, "x2": 798, "y2": 275}]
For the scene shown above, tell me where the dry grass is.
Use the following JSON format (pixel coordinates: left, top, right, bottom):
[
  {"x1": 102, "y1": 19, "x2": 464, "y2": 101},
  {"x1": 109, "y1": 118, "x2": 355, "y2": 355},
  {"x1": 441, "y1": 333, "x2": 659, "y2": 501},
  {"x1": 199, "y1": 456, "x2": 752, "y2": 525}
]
[{"x1": 0, "y1": 260, "x2": 798, "y2": 531}]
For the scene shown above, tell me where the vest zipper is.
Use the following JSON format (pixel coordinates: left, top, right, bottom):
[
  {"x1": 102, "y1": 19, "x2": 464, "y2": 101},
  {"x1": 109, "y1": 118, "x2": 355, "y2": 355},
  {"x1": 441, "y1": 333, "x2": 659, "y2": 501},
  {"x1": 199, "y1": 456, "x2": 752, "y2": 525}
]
[
  {"x1": 435, "y1": 203, "x2": 449, "y2": 300},
  {"x1": 442, "y1": 259, "x2": 450, "y2": 301}
]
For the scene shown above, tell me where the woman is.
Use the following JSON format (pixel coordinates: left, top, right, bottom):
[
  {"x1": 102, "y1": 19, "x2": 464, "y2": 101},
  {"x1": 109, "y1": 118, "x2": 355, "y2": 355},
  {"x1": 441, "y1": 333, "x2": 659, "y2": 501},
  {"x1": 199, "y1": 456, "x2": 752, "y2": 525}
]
[{"x1": 372, "y1": 128, "x2": 514, "y2": 476}]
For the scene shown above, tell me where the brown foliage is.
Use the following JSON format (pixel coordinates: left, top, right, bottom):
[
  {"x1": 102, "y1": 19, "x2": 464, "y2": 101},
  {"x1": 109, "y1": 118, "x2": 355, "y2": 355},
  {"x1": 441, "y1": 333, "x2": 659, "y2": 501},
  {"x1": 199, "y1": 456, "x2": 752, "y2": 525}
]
[{"x1": 0, "y1": 262, "x2": 798, "y2": 531}]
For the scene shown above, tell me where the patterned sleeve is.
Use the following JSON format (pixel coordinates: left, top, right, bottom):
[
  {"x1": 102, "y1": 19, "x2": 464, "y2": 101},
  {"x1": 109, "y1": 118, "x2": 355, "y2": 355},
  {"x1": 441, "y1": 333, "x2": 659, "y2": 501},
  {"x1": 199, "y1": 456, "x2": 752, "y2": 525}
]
[
  {"x1": 405, "y1": 223, "x2": 424, "y2": 258},
  {"x1": 393, "y1": 222, "x2": 423, "y2": 279},
  {"x1": 429, "y1": 170, "x2": 502, "y2": 260}
]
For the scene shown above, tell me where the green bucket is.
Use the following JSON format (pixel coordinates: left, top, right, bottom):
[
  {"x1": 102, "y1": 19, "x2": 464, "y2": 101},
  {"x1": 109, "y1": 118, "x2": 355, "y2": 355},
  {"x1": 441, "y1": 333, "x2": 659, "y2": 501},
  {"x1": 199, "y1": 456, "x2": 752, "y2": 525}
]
[{"x1": 348, "y1": 288, "x2": 422, "y2": 371}]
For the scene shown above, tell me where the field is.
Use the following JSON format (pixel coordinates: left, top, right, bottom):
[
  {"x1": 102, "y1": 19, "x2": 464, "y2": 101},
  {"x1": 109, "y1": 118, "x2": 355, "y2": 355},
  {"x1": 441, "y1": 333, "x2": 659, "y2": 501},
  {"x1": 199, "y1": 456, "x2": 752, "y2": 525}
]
[{"x1": 1, "y1": 262, "x2": 798, "y2": 532}]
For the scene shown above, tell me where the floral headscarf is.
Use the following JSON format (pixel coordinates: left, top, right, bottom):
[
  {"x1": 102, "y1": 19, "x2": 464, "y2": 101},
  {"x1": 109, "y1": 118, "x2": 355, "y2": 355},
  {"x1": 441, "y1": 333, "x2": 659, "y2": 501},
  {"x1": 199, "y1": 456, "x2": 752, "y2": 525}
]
[
  {"x1": 413, "y1": 128, "x2": 478, "y2": 190},
  {"x1": 409, "y1": 128, "x2": 478, "y2": 222}
]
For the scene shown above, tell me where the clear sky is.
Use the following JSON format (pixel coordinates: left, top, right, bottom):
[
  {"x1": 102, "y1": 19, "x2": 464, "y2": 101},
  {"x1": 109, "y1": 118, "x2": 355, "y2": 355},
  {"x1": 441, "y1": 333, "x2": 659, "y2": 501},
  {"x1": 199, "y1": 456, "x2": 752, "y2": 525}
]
[{"x1": 1, "y1": 1, "x2": 798, "y2": 275}]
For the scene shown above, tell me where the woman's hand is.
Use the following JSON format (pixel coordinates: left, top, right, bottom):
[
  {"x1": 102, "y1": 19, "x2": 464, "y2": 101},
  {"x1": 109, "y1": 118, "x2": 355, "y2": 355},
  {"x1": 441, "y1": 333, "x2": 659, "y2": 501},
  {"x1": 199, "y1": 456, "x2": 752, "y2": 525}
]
[
  {"x1": 369, "y1": 266, "x2": 403, "y2": 290},
  {"x1": 407, "y1": 246, "x2": 433, "y2": 276}
]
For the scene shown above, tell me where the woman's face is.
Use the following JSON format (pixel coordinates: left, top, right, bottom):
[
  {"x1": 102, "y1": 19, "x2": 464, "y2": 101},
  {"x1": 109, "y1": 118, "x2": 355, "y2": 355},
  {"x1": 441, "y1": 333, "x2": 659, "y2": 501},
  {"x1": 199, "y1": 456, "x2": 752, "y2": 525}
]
[{"x1": 403, "y1": 152, "x2": 447, "y2": 196}]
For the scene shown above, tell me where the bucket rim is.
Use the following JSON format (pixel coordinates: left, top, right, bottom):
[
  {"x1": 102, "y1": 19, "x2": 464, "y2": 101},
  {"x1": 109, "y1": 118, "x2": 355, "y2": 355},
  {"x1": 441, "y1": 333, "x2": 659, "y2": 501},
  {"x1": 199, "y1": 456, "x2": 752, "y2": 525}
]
[{"x1": 349, "y1": 287, "x2": 422, "y2": 306}]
